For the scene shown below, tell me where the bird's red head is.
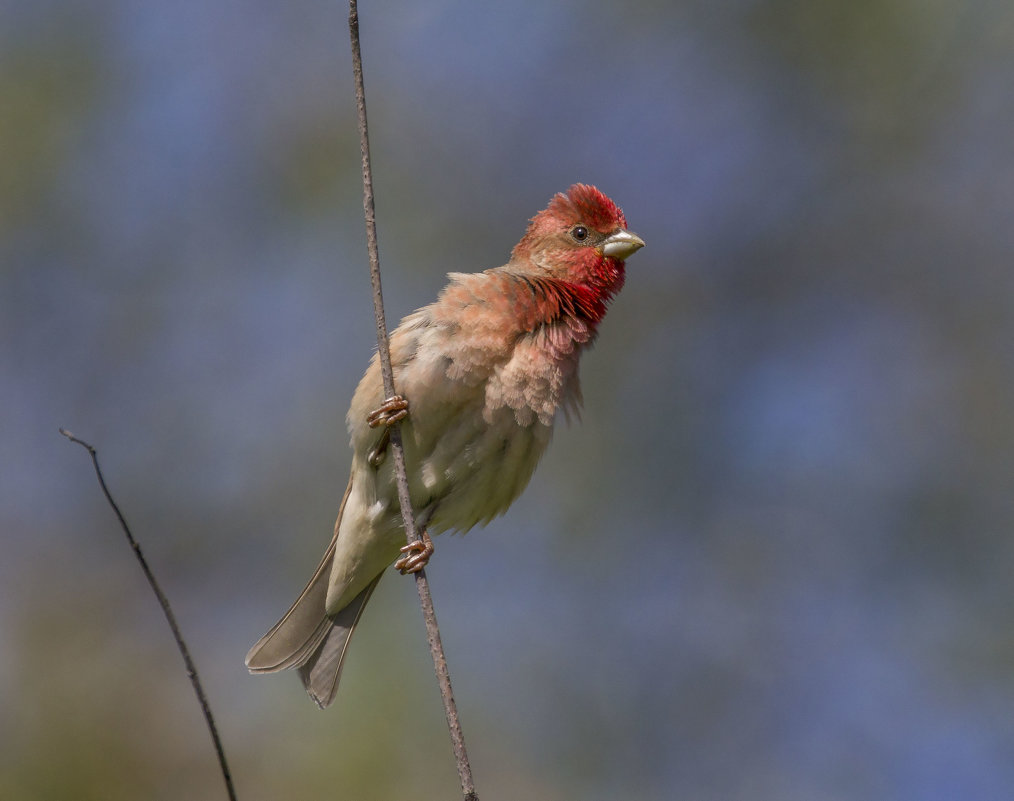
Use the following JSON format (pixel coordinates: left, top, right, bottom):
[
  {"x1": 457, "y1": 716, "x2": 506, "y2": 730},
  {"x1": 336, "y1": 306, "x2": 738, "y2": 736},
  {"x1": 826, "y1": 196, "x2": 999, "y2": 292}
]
[
  {"x1": 510, "y1": 184, "x2": 644, "y2": 323},
  {"x1": 513, "y1": 184, "x2": 632, "y2": 259},
  {"x1": 542, "y1": 183, "x2": 629, "y2": 233}
]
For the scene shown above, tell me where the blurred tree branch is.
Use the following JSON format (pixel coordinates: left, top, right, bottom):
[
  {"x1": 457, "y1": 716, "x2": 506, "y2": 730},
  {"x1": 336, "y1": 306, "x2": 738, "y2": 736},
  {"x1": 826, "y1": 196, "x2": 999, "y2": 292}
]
[{"x1": 59, "y1": 428, "x2": 238, "y2": 801}]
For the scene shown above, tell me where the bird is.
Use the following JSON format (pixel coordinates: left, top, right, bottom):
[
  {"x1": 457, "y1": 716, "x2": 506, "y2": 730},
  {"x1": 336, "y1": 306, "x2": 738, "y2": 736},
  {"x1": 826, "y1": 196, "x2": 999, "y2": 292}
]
[{"x1": 245, "y1": 184, "x2": 644, "y2": 708}]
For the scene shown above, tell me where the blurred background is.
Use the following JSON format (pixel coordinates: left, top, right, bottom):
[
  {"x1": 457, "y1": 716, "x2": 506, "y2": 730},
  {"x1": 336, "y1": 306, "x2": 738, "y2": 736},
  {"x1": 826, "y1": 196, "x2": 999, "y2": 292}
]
[{"x1": 3, "y1": 0, "x2": 1013, "y2": 799}]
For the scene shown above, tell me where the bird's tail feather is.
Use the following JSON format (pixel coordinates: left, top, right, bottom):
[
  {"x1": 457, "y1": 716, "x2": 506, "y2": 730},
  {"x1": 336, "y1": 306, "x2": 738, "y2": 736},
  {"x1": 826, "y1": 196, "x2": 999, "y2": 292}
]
[
  {"x1": 297, "y1": 574, "x2": 382, "y2": 708},
  {"x1": 245, "y1": 476, "x2": 383, "y2": 708}
]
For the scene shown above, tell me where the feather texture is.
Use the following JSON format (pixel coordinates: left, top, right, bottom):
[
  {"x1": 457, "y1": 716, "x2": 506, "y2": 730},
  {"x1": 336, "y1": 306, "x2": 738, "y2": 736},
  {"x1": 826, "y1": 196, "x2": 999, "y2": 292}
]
[{"x1": 246, "y1": 185, "x2": 643, "y2": 707}]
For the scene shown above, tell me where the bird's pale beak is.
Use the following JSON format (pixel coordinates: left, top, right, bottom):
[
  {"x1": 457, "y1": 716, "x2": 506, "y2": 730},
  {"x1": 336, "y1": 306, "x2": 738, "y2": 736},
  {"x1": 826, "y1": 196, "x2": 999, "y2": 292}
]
[{"x1": 601, "y1": 229, "x2": 645, "y2": 260}]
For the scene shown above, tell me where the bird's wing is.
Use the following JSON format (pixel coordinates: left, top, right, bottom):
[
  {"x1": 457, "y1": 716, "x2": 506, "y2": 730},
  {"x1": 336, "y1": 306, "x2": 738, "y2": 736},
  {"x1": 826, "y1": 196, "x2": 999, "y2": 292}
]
[{"x1": 245, "y1": 475, "x2": 354, "y2": 673}]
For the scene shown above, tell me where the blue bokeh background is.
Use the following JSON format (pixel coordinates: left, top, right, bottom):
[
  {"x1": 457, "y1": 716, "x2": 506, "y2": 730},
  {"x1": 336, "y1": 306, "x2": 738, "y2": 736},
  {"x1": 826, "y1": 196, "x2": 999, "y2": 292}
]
[{"x1": 3, "y1": 1, "x2": 1013, "y2": 799}]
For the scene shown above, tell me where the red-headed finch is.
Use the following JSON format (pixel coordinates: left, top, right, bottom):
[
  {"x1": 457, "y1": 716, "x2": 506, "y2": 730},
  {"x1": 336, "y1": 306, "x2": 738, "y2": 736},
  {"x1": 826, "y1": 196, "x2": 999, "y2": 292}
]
[{"x1": 246, "y1": 184, "x2": 644, "y2": 707}]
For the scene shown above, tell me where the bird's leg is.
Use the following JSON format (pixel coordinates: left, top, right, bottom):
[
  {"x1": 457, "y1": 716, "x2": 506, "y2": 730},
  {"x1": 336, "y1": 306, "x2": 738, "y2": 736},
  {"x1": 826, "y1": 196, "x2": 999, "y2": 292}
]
[
  {"x1": 394, "y1": 528, "x2": 434, "y2": 574},
  {"x1": 367, "y1": 428, "x2": 391, "y2": 468},
  {"x1": 367, "y1": 394, "x2": 409, "y2": 428},
  {"x1": 365, "y1": 395, "x2": 408, "y2": 467}
]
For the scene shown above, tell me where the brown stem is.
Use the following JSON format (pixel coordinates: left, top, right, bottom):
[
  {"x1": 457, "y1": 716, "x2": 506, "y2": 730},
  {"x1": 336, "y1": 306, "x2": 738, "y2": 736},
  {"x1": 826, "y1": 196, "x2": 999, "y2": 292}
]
[
  {"x1": 346, "y1": 4, "x2": 478, "y2": 799},
  {"x1": 59, "y1": 429, "x2": 238, "y2": 801}
]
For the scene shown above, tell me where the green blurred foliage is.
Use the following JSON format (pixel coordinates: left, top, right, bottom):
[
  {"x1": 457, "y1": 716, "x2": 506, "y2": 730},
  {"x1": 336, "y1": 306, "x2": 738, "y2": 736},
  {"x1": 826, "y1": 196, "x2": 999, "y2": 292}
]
[{"x1": 0, "y1": 39, "x2": 98, "y2": 237}]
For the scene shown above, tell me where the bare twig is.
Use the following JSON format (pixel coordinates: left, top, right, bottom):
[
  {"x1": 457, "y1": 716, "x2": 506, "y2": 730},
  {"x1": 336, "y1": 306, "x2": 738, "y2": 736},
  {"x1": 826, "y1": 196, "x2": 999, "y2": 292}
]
[
  {"x1": 346, "y1": 4, "x2": 478, "y2": 800},
  {"x1": 59, "y1": 428, "x2": 238, "y2": 801}
]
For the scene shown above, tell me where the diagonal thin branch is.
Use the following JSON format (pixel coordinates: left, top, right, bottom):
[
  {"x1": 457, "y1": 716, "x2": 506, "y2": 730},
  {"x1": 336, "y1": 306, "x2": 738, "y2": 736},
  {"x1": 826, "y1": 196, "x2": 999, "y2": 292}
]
[
  {"x1": 346, "y1": 4, "x2": 478, "y2": 800},
  {"x1": 59, "y1": 428, "x2": 238, "y2": 801}
]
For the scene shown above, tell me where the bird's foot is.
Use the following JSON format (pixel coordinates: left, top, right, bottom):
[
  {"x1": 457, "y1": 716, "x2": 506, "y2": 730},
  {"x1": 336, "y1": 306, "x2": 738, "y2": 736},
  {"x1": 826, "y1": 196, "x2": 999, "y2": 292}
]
[
  {"x1": 367, "y1": 395, "x2": 409, "y2": 428},
  {"x1": 395, "y1": 529, "x2": 434, "y2": 574}
]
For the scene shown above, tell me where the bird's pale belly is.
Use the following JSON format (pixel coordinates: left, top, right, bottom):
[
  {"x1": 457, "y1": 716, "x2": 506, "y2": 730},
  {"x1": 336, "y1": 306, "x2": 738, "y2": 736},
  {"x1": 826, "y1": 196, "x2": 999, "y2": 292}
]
[{"x1": 417, "y1": 407, "x2": 554, "y2": 533}]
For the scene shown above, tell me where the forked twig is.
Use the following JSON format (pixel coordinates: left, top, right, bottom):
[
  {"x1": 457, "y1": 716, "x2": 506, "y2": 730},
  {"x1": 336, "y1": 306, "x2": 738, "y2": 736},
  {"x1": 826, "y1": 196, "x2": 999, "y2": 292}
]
[
  {"x1": 59, "y1": 428, "x2": 238, "y2": 801},
  {"x1": 346, "y1": 3, "x2": 478, "y2": 799}
]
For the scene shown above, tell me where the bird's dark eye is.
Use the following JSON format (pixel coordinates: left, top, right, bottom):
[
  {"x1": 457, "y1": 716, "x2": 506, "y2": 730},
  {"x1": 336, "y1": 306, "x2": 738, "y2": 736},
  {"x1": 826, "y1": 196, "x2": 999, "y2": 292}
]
[{"x1": 571, "y1": 225, "x2": 589, "y2": 242}]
